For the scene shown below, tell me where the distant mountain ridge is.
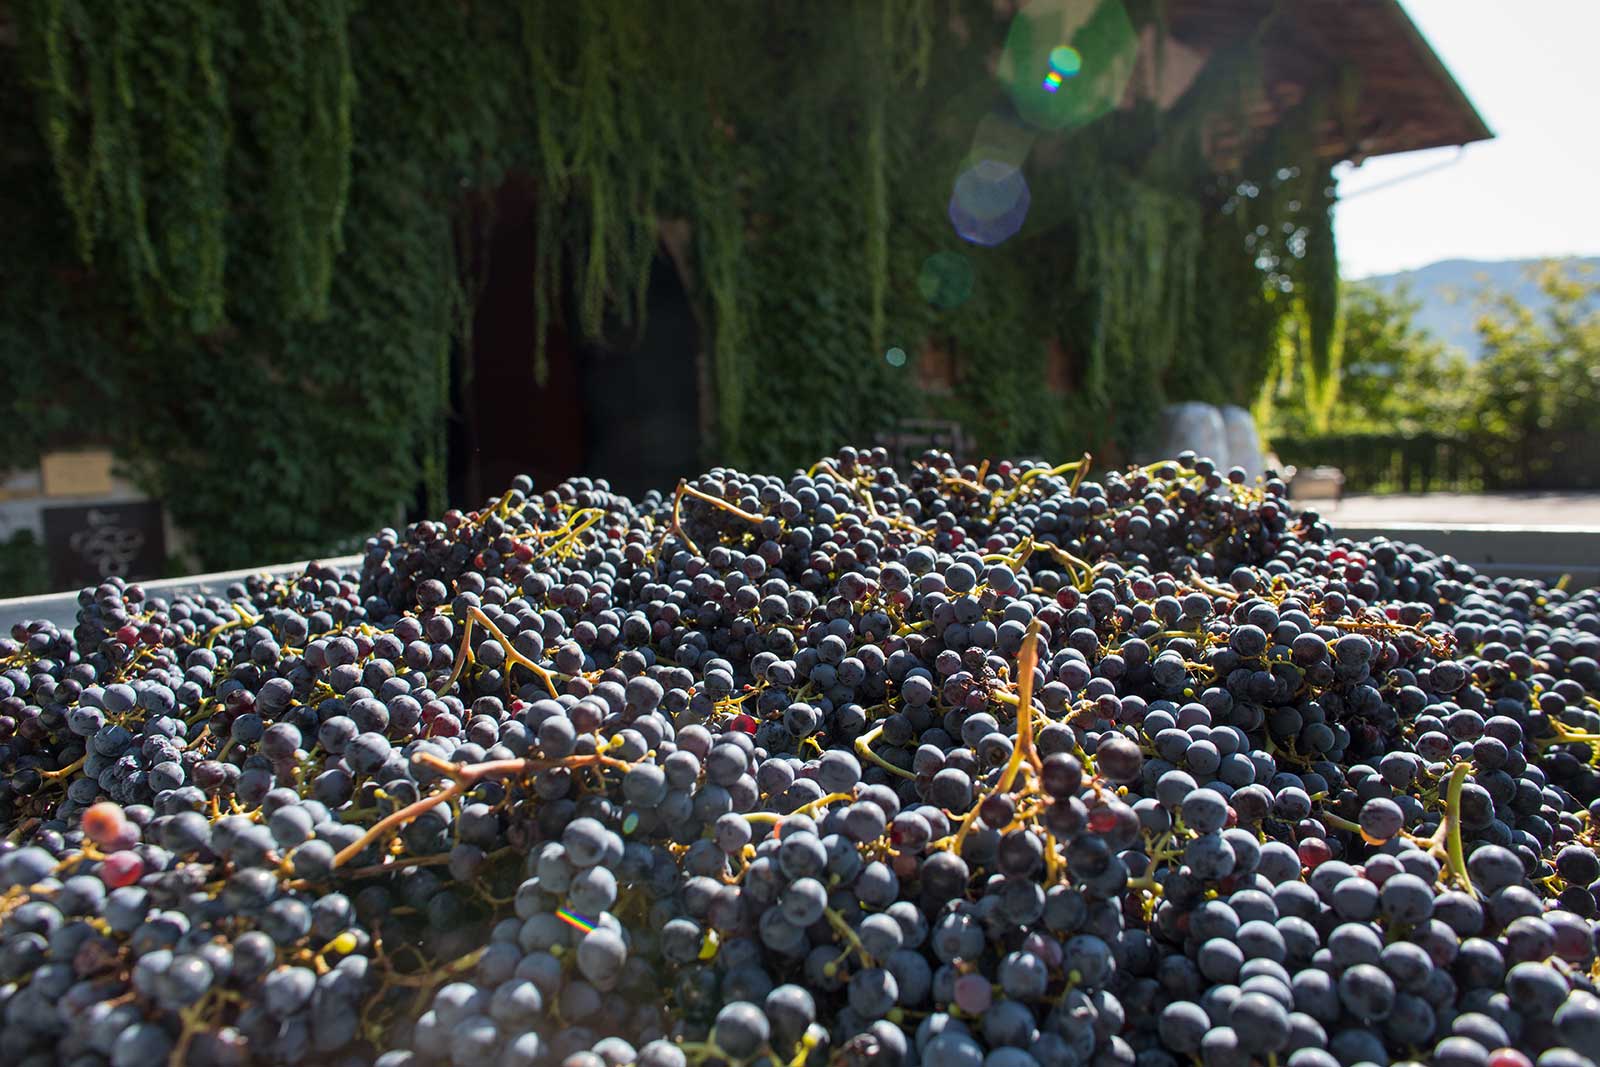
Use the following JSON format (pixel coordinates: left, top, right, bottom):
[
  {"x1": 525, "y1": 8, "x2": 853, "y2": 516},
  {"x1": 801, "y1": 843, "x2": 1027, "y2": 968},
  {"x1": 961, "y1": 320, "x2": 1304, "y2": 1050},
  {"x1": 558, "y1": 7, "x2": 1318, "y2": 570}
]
[{"x1": 1356, "y1": 256, "x2": 1600, "y2": 359}]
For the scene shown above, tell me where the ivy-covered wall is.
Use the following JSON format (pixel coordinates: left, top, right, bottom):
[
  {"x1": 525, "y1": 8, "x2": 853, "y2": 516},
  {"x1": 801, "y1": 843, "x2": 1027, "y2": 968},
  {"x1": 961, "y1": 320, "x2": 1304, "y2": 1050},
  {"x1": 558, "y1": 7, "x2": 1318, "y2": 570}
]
[{"x1": 1, "y1": 0, "x2": 1338, "y2": 572}]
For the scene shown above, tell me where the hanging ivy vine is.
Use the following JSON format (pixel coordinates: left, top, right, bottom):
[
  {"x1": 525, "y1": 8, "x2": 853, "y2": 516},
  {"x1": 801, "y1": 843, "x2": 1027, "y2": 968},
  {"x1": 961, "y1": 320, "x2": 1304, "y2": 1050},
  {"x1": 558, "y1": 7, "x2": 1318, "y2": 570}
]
[
  {"x1": 22, "y1": 0, "x2": 234, "y2": 333},
  {"x1": 2, "y1": 0, "x2": 1342, "y2": 573},
  {"x1": 234, "y1": 0, "x2": 355, "y2": 321}
]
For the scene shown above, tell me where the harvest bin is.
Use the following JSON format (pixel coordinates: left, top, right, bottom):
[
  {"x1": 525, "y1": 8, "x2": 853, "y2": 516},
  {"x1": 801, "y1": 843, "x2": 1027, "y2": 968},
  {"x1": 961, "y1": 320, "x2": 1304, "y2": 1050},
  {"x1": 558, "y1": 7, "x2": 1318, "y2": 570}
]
[
  {"x1": 6, "y1": 520, "x2": 1595, "y2": 633},
  {"x1": 0, "y1": 555, "x2": 365, "y2": 633}
]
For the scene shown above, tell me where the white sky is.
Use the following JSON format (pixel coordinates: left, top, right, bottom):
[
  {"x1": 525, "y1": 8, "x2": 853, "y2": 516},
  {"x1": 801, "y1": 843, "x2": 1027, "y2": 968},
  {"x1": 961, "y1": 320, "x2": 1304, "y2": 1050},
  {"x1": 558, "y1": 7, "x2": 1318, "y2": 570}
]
[{"x1": 1334, "y1": 0, "x2": 1600, "y2": 279}]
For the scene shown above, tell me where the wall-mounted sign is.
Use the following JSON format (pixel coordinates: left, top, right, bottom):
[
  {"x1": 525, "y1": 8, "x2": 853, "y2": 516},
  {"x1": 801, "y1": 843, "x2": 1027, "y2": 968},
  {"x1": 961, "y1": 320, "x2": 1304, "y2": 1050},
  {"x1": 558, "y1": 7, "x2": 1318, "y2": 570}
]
[
  {"x1": 41, "y1": 500, "x2": 166, "y2": 589},
  {"x1": 40, "y1": 450, "x2": 116, "y2": 497}
]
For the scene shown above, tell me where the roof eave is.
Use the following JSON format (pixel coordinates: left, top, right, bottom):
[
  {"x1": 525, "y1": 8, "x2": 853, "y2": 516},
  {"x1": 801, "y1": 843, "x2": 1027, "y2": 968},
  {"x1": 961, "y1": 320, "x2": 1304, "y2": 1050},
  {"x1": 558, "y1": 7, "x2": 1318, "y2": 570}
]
[{"x1": 1384, "y1": 0, "x2": 1493, "y2": 147}]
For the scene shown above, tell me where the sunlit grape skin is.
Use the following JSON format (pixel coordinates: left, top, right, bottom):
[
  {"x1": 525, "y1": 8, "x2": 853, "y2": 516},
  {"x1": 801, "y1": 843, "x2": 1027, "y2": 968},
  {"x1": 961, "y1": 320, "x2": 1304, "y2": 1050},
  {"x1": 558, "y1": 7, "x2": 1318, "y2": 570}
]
[{"x1": 0, "y1": 446, "x2": 1598, "y2": 1066}]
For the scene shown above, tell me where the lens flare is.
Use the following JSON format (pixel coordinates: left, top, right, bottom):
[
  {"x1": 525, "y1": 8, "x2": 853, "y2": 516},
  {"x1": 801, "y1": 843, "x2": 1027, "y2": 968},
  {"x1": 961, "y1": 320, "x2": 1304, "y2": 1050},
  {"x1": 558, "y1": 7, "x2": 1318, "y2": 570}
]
[
  {"x1": 948, "y1": 161, "x2": 1030, "y2": 247},
  {"x1": 885, "y1": 347, "x2": 908, "y2": 368},
  {"x1": 556, "y1": 909, "x2": 596, "y2": 933},
  {"x1": 917, "y1": 252, "x2": 976, "y2": 309},
  {"x1": 1049, "y1": 45, "x2": 1084, "y2": 76},
  {"x1": 999, "y1": 0, "x2": 1137, "y2": 131},
  {"x1": 1043, "y1": 46, "x2": 1081, "y2": 91}
]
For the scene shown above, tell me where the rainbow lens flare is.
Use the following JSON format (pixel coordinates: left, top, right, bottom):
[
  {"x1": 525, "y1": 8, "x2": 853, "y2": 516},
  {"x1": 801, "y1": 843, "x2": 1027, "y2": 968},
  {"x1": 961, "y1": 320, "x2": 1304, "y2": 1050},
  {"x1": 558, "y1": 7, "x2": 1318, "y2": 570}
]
[
  {"x1": 1043, "y1": 45, "x2": 1082, "y2": 91},
  {"x1": 999, "y1": 0, "x2": 1136, "y2": 131},
  {"x1": 555, "y1": 909, "x2": 596, "y2": 933}
]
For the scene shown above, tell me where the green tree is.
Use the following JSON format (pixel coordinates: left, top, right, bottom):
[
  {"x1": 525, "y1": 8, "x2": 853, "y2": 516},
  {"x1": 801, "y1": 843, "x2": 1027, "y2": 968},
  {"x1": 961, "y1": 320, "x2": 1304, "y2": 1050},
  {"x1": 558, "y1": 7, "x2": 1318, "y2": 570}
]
[
  {"x1": 1469, "y1": 260, "x2": 1600, "y2": 488},
  {"x1": 1262, "y1": 280, "x2": 1470, "y2": 437}
]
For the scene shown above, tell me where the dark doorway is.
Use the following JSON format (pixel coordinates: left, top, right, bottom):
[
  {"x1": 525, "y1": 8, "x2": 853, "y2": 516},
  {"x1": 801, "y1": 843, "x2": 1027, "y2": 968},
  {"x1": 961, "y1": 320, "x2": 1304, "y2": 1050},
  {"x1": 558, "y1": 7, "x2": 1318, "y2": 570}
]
[
  {"x1": 575, "y1": 251, "x2": 703, "y2": 499},
  {"x1": 452, "y1": 177, "x2": 583, "y2": 507},
  {"x1": 449, "y1": 178, "x2": 701, "y2": 507}
]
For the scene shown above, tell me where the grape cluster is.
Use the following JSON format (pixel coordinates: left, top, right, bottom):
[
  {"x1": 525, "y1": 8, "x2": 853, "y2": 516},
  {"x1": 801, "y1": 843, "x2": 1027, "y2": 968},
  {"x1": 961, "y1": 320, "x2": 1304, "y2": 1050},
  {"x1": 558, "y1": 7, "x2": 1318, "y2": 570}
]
[{"x1": 2, "y1": 447, "x2": 1600, "y2": 1067}]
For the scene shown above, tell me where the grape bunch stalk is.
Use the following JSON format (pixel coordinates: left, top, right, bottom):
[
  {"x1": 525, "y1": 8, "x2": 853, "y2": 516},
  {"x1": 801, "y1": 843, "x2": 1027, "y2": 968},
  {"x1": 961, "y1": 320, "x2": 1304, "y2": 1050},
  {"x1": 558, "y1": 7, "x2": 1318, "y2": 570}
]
[{"x1": 2, "y1": 447, "x2": 1600, "y2": 1067}]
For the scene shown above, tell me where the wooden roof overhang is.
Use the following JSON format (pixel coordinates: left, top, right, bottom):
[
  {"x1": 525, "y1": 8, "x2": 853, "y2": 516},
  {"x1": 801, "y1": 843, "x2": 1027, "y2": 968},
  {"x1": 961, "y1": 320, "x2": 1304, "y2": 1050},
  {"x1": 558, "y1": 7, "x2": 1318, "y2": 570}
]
[{"x1": 1130, "y1": 0, "x2": 1492, "y2": 168}]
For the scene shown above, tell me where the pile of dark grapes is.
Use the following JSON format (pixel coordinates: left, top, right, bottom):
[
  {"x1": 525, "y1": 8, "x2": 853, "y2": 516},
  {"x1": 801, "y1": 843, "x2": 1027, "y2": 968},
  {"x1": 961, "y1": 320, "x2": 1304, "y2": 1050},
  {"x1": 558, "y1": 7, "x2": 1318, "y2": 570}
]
[{"x1": 3, "y1": 446, "x2": 1600, "y2": 1067}]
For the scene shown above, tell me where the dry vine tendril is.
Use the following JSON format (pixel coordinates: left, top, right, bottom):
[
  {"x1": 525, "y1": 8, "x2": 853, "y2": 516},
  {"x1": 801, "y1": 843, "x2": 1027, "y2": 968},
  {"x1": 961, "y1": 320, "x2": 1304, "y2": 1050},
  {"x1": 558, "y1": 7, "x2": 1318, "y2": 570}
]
[{"x1": 0, "y1": 446, "x2": 1598, "y2": 1067}]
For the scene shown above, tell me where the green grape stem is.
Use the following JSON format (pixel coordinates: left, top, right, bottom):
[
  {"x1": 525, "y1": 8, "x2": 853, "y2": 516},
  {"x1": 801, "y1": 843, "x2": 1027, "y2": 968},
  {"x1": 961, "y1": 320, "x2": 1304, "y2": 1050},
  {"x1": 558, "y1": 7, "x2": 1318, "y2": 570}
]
[
  {"x1": 855, "y1": 723, "x2": 917, "y2": 781},
  {"x1": 1439, "y1": 760, "x2": 1477, "y2": 899}
]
